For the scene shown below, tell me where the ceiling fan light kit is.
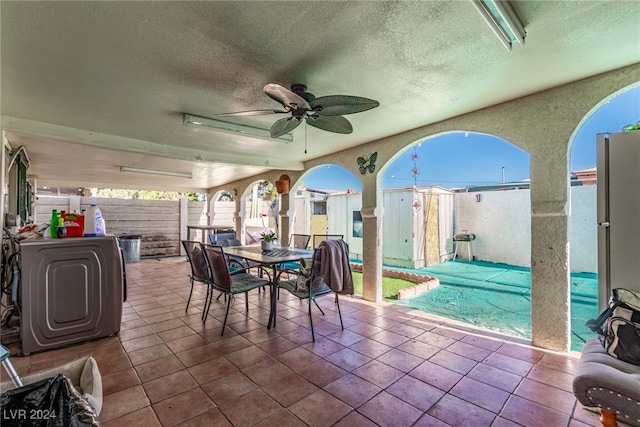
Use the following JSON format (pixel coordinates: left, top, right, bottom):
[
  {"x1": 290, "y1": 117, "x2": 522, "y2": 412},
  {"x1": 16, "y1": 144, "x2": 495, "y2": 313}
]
[
  {"x1": 183, "y1": 113, "x2": 293, "y2": 143},
  {"x1": 218, "y1": 83, "x2": 380, "y2": 138}
]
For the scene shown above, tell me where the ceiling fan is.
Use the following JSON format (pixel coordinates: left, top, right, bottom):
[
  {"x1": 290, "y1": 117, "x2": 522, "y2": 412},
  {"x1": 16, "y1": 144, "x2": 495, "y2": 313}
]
[{"x1": 218, "y1": 83, "x2": 379, "y2": 138}]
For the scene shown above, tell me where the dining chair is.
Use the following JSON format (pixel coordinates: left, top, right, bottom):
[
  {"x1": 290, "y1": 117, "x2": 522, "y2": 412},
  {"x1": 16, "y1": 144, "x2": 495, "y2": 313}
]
[
  {"x1": 276, "y1": 245, "x2": 346, "y2": 342},
  {"x1": 312, "y1": 234, "x2": 343, "y2": 248},
  {"x1": 181, "y1": 240, "x2": 210, "y2": 313},
  {"x1": 291, "y1": 234, "x2": 311, "y2": 249},
  {"x1": 200, "y1": 243, "x2": 271, "y2": 335}
]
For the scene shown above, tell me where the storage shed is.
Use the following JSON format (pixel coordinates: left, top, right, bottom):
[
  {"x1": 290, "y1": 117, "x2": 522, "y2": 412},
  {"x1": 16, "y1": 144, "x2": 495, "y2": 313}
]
[{"x1": 326, "y1": 187, "x2": 454, "y2": 268}]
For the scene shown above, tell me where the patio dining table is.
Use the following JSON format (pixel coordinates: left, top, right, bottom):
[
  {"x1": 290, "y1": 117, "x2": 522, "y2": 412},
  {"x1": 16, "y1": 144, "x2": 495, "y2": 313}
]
[{"x1": 222, "y1": 244, "x2": 313, "y2": 329}]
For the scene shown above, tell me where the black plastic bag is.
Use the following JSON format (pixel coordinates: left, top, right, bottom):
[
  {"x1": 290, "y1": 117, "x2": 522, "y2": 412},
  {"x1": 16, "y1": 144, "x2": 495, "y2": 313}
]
[{"x1": 0, "y1": 374, "x2": 99, "y2": 427}]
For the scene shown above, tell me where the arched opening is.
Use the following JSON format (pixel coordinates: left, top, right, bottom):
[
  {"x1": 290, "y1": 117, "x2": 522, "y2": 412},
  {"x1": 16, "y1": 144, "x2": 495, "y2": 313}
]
[
  {"x1": 388, "y1": 132, "x2": 543, "y2": 343},
  {"x1": 567, "y1": 85, "x2": 640, "y2": 348},
  {"x1": 241, "y1": 180, "x2": 278, "y2": 244}
]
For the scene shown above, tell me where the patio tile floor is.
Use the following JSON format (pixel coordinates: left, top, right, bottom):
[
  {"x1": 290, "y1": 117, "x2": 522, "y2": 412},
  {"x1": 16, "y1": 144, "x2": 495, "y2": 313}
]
[{"x1": 1, "y1": 256, "x2": 611, "y2": 426}]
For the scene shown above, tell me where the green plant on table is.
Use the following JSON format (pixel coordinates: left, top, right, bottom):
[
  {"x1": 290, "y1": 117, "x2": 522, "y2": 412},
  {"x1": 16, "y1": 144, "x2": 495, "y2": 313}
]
[{"x1": 260, "y1": 231, "x2": 277, "y2": 242}]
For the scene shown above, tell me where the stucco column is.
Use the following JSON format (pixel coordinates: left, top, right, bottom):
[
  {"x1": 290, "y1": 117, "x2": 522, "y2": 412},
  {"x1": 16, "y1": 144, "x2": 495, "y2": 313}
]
[
  {"x1": 530, "y1": 150, "x2": 571, "y2": 353},
  {"x1": 278, "y1": 193, "x2": 291, "y2": 246},
  {"x1": 235, "y1": 196, "x2": 244, "y2": 243},
  {"x1": 361, "y1": 178, "x2": 383, "y2": 303}
]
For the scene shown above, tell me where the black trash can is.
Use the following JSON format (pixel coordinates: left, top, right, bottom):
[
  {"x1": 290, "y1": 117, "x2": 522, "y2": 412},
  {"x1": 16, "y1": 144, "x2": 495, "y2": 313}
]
[{"x1": 119, "y1": 235, "x2": 141, "y2": 263}]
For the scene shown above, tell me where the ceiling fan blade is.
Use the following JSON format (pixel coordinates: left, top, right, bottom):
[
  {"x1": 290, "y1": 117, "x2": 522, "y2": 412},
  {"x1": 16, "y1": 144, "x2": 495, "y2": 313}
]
[
  {"x1": 270, "y1": 117, "x2": 302, "y2": 138},
  {"x1": 217, "y1": 109, "x2": 288, "y2": 117},
  {"x1": 310, "y1": 95, "x2": 379, "y2": 116},
  {"x1": 306, "y1": 115, "x2": 353, "y2": 134},
  {"x1": 264, "y1": 84, "x2": 310, "y2": 111}
]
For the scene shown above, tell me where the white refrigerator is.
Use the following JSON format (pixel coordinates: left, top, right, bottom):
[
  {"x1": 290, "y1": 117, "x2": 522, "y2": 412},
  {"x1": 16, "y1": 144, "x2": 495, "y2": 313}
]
[{"x1": 597, "y1": 131, "x2": 640, "y2": 311}]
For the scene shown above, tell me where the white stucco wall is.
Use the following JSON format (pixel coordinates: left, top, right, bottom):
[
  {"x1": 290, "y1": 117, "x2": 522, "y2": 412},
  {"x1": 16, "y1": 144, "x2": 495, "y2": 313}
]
[
  {"x1": 455, "y1": 185, "x2": 597, "y2": 272},
  {"x1": 455, "y1": 189, "x2": 532, "y2": 266}
]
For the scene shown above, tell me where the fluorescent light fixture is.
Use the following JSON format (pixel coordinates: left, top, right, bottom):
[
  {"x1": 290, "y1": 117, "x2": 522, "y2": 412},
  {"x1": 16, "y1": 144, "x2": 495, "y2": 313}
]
[
  {"x1": 472, "y1": 0, "x2": 526, "y2": 51},
  {"x1": 120, "y1": 166, "x2": 192, "y2": 179},
  {"x1": 183, "y1": 113, "x2": 293, "y2": 143}
]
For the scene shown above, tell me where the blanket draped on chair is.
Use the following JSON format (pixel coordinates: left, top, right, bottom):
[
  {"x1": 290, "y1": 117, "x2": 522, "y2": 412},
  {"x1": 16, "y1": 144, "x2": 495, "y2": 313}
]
[{"x1": 317, "y1": 239, "x2": 354, "y2": 295}]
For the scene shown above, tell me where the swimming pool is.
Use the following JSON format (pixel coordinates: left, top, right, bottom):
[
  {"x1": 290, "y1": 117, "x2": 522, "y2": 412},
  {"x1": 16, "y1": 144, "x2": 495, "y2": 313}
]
[{"x1": 386, "y1": 260, "x2": 599, "y2": 352}]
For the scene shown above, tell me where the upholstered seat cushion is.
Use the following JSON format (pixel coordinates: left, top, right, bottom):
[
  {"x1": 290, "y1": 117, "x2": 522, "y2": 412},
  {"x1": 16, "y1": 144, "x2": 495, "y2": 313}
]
[{"x1": 572, "y1": 339, "x2": 640, "y2": 426}]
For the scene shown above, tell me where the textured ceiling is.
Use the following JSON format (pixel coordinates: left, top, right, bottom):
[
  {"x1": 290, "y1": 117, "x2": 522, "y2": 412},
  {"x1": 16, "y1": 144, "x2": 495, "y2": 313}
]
[{"x1": 1, "y1": 1, "x2": 639, "y2": 192}]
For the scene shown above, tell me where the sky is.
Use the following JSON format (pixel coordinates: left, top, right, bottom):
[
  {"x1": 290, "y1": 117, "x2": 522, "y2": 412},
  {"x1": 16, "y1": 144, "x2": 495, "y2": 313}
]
[{"x1": 303, "y1": 87, "x2": 640, "y2": 192}]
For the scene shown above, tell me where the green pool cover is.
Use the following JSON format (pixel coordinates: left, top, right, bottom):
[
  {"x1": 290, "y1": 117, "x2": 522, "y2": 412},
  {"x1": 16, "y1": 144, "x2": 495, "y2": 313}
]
[{"x1": 385, "y1": 260, "x2": 599, "y2": 352}]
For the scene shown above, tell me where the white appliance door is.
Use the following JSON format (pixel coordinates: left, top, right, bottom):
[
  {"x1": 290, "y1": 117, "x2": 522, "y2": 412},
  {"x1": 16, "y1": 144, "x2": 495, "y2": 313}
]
[{"x1": 597, "y1": 132, "x2": 640, "y2": 310}]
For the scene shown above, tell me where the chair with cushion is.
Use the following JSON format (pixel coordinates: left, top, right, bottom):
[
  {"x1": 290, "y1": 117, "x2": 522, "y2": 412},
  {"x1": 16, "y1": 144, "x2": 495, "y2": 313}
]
[
  {"x1": 182, "y1": 240, "x2": 210, "y2": 313},
  {"x1": 312, "y1": 234, "x2": 343, "y2": 248},
  {"x1": 275, "y1": 239, "x2": 353, "y2": 341},
  {"x1": 200, "y1": 243, "x2": 271, "y2": 335},
  {"x1": 572, "y1": 338, "x2": 640, "y2": 427}
]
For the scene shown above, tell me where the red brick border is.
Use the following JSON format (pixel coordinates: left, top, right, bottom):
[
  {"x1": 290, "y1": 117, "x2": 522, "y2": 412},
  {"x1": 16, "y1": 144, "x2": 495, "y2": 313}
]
[{"x1": 350, "y1": 263, "x2": 440, "y2": 300}]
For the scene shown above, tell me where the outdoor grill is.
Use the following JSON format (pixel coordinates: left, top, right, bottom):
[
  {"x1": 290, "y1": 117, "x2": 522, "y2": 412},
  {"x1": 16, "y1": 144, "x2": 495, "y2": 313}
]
[{"x1": 453, "y1": 231, "x2": 476, "y2": 261}]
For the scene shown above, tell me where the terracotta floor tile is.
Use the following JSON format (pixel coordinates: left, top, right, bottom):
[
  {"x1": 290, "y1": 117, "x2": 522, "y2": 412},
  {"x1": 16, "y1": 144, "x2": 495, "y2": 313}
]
[
  {"x1": 100, "y1": 385, "x2": 150, "y2": 423},
  {"x1": 175, "y1": 343, "x2": 221, "y2": 367},
  {"x1": 325, "y1": 348, "x2": 372, "y2": 372},
  {"x1": 218, "y1": 389, "x2": 282, "y2": 426},
  {"x1": 143, "y1": 370, "x2": 198, "y2": 403},
  {"x1": 500, "y1": 395, "x2": 570, "y2": 426},
  {"x1": 165, "y1": 334, "x2": 208, "y2": 354},
  {"x1": 118, "y1": 325, "x2": 156, "y2": 342},
  {"x1": 467, "y1": 362, "x2": 523, "y2": 393},
  {"x1": 144, "y1": 312, "x2": 179, "y2": 325},
  {"x1": 95, "y1": 353, "x2": 132, "y2": 376},
  {"x1": 537, "y1": 352, "x2": 580, "y2": 375},
  {"x1": 152, "y1": 319, "x2": 187, "y2": 335},
  {"x1": 484, "y1": 351, "x2": 534, "y2": 377},
  {"x1": 276, "y1": 347, "x2": 323, "y2": 371},
  {"x1": 102, "y1": 367, "x2": 141, "y2": 395},
  {"x1": 128, "y1": 343, "x2": 173, "y2": 366},
  {"x1": 135, "y1": 354, "x2": 184, "y2": 383},
  {"x1": 497, "y1": 341, "x2": 545, "y2": 363},
  {"x1": 101, "y1": 406, "x2": 161, "y2": 427},
  {"x1": 386, "y1": 374, "x2": 445, "y2": 411},
  {"x1": 332, "y1": 411, "x2": 379, "y2": 427},
  {"x1": 302, "y1": 336, "x2": 345, "y2": 358},
  {"x1": 289, "y1": 389, "x2": 353, "y2": 426},
  {"x1": 429, "y1": 349, "x2": 478, "y2": 375},
  {"x1": 256, "y1": 336, "x2": 299, "y2": 356},
  {"x1": 409, "y1": 360, "x2": 463, "y2": 392},
  {"x1": 527, "y1": 364, "x2": 576, "y2": 392},
  {"x1": 297, "y1": 359, "x2": 348, "y2": 388},
  {"x1": 414, "y1": 330, "x2": 456, "y2": 349},
  {"x1": 358, "y1": 391, "x2": 423, "y2": 427},
  {"x1": 349, "y1": 337, "x2": 393, "y2": 358},
  {"x1": 121, "y1": 334, "x2": 164, "y2": 353},
  {"x1": 377, "y1": 348, "x2": 424, "y2": 373},
  {"x1": 211, "y1": 334, "x2": 254, "y2": 355},
  {"x1": 261, "y1": 372, "x2": 319, "y2": 407},
  {"x1": 177, "y1": 408, "x2": 232, "y2": 427},
  {"x1": 225, "y1": 345, "x2": 271, "y2": 369},
  {"x1": 157, "y1": 325, "x2": 197, "y2": 342},
  {"x1": 412, "y1": 413, "x2": 453, "y2": 427},
  {"x1": 446, "y1": 340, "x2": 492, "y2": 362},
  {"x1": 515, "y1": 378, "x2": 576, "y2": 415},
  {"x1": 200, "y1": 370, "x2": 257, "y2": 405},
  {"x1": 325, "y1": 329, "x2": 366, "y2": 347},
  {"x1": 369, "y1": 330, "x2": 411, "y2": 347},
  {"x1": 428, "y1": 393, "x2": 497, "y2": 427},
  {"x1": 352, "y1": 359, "x2": 404, "y2": 389},
  {"x1": 324, "y1": 373, "x2": 382, "y2": 408},
  {"x1": 254, "y1": 409, "x2": 308, "y2": 427},
  {"x1": 460, "y1": 333, "x2": 503, "y2": 351},
  {"x1": 450, "y1": 376, "x2": 510, "y2": 413},
  {"x1": 387, "y1": 322, "x2": 426, "y2": 339},
  {"x1": 241, "y1": 357, "x2": 294, "y2": 386},
  {"x1": 152, "y1": 387, "x2": 215, "y2": 427},
  {"x1": 395, "y1": 339, "x2": 440, "y2": 360},
  {"x1": 183, "y1": 352, "x2": 237, "y2": 383}
]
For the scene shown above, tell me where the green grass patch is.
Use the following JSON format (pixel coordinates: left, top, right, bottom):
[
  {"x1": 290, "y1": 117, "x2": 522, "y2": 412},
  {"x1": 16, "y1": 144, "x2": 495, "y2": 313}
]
[{"x1": 351, "y1": 271, "x2": 416, "y2": 302}]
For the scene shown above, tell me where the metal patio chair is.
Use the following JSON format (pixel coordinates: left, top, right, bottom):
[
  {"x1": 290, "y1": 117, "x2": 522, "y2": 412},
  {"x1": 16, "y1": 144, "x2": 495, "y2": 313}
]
[
  {"x1": 181, "y1": 240, "x2": 210, "y2": 313},
  {"x1": 200, "y1": 243, "x2": 271, "y2": 335}
]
